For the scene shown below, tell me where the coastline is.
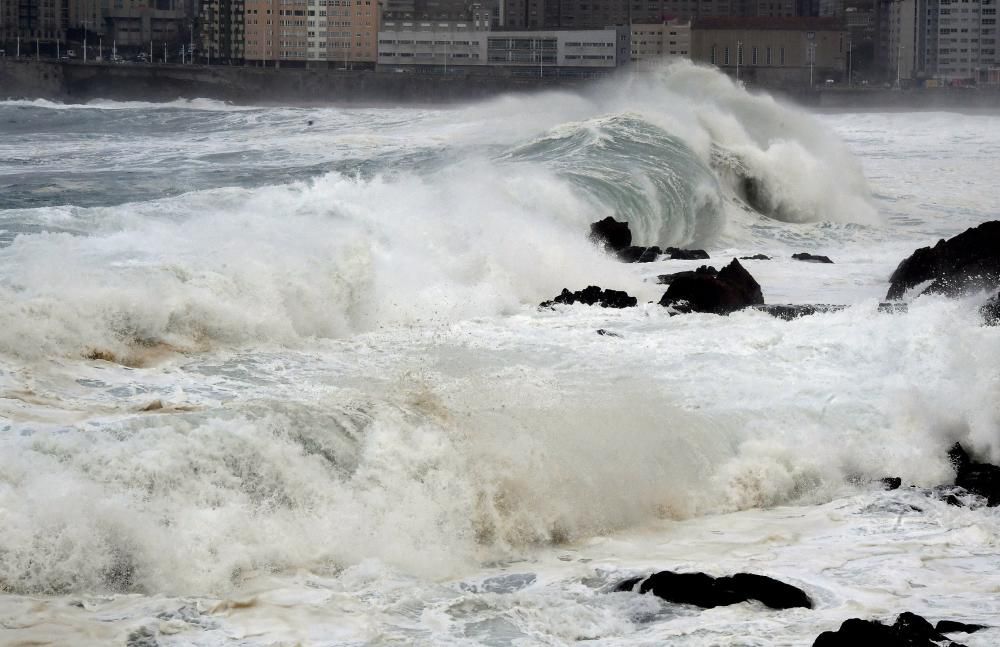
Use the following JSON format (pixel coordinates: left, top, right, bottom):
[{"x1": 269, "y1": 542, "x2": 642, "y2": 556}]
[{"x1": 4, "y1": 58, "x2": 1000, "y2": 110}]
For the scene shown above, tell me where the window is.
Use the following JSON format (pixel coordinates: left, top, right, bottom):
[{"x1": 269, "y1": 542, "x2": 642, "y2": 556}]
[
  {"x1": 779, "y1": 46, "x2": 785, "y2": 64},
  {"x1": 766, "y1": 46, "x2": 772, "y2": 64},
  {"x1": 724, "y1": 46, "x2": 730, "y2": 64},
  {"x1": 752, "y1": 46, "x2": 758, "y2": 65}
]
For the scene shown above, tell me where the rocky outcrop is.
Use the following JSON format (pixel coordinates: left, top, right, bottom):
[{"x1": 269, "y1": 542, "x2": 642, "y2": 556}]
[
  {"x1": 656, "y1": 266, "x2": 718, "y2": 285},
  {"x1": 793, "y1": 253, "x2": 834, "y2": 264},
  {"x1": 948, "y1": 442, "x2": 1000, "y2": 506},
  {"x1": 813, "y1": 612, "x2": 976, "y2": 647},
  {"x1": 665, "y1": 247, "x2": 711, "y2": 260},
  {"x1": 540, "y1": 286, "x2": 637, "y2": 309},
  {"x1": 617, "y1": 571, "x2": 811, "y2": 610},
  {"x1": 589, "y1": 217, "x2": 631, "y2": 253},
  {"x1": 659, "y1": 259, "x2": 763, "y2": 315},
  {"x1": 741, "y1": 254, "x2": 771, "y2": 260},
  {"x1": 886, "y1": 221, "x2": 1000, "y2": 300}
]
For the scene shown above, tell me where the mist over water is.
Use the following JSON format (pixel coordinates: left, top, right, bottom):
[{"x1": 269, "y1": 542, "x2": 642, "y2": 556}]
[{"x1": 1, "y1": 62, "x2": 998, "y2": 645}]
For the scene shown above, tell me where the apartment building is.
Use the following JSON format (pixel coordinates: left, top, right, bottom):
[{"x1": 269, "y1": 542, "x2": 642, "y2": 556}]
[
  {"x1": 631, "y1": 19, "x2": 690, "y2": 61},
  {"x1": 244, "y1": 0, "x2": 379, "y2": 66},
  {"x1": 200, "y1": 0, "x2": 245, "y2": 60},
  {"x1": 1, "y1": 0, "x2": 69, "y2": 47}
]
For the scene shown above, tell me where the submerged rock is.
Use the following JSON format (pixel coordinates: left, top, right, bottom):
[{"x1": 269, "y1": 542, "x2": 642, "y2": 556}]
[
  {"x1": 948, "y1": 442, "x2": 1000, "y2": 506},
  {"x1": 793, "y1": 252, "x2": 834, "y2": 264},
  {"x1": 813, "y1": 612, "x2": 965, "y2": 647},
  {"x1": 665, "y1": 247, "x2": 711, "y2": 260},
  {"x1": 754, "y1": 304, "x2": 846, "y2": 320},
  {"x1": 886, "y1": 220, "x2": 1000, "y2": 300},
  {"x1": 617, "y1": 570, "x2": 811, "y2": 610},
  {"x1": 589, "y1": 217, "x2": 631, "y2": 253},
  {"x1": 540, "y1": 286, "x2": 637, "y2": 309},
  {"x1": 740, "y1": 254, "x2": 771, "y2": 260},
  {"x1": 659, "y1": 258, "x2": 763, "y2": 315}
]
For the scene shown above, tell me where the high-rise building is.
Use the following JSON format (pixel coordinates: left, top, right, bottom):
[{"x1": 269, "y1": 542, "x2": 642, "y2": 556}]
[{"x1": 1, "y1": 0, "x2": 70, "y2": 50}]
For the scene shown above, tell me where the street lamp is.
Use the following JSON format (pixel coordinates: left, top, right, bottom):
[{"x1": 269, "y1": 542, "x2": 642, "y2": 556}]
[{"x1": 736, "y1": 39, "x2": 741, "y2": 81}]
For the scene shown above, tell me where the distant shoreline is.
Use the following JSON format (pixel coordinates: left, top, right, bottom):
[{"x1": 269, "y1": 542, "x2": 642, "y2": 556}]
[{"x1": 3, "y1": 58, "x2": 1000, "y2": 111}]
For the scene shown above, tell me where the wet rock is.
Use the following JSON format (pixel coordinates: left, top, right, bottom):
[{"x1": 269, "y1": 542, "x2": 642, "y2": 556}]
[
  {"x1": 886, "y1": 220, "x2": 1000, "y2": 300},
  {"x1": 793, "y1": 252, "x2": 834, "y2": 264},
  {"x1": 665, "y1": 247, "x2": 710, "y2": 260},
  {"x1": 595, "y1": 329, "x2": 622, "y2": 337},
  {"x1": 618, "y1": 570, "x2": 811, "y2": 610},
  {"x1": 880, "y1": 477, "x2": 902, "y2": 490},
  {"x1": 936, "y1": 620, "x2": 987, "y2": 634},
  {"x1": 753, "y1": 304, "x2": 846, "y2": 320},
  {"x1": 659, "y1": 258, "x2": 763, "y2": 315},
  {"x1": 656, "y1": 265, "x2": 718, "y2": 285},
  {"x1": 982, "y1": 291, "x2": 1000, "y2": 325},
  {"x1": 540, "y1": 286, "x2": 637, "y2": 309},
  {"x1": 948, "y1": 442, "x2": 1000, "y2": 506},
  {"x1": 740, "y1": 254, "x2": 771, "y2": 260},
  {"x1": 589, "y1": 217, "x2": 631, "y2": 253},
  {"x1": 813, "y1": 612, "x2": 957, "y2": 647},
  {"x1": 617, "y1": 245, "x2": 662, "y2": 263}
]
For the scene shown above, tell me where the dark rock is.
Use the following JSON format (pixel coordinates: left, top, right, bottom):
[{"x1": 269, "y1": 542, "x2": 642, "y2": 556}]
[
  {"x1": 948, "y1": 442, "x2": 1000, "y2": 506},
  {"x1": 637, "y1": 246, "x2": 661, "y2": 263},
  {"x1": 540, "y1": 286, "x2": 637, "y2": 309},
  {"x1": 589, "y1": 217, "x2": 631, "y2": 253},
  {"x1": 596, "y1": 329, "x2": 622, "y2": 337},
  {"x1": 793, "y1": 253, "x2": 835, "y2": 264},
  {"x1": 982, "y1": 291, "x2": 1000, "y2": 325},
  {"x1": 740, "y1": 254, "x2": 771, "y2": 260},
  {"x1": 615, "y1": 576, "x2": 644, "y2": 592},
  {"x1": 881, "y1": 477, "x2": 902, "y2": 490},
  {"x1": 665, "y1": 247, "x2": 711, "y2": 260},
  {"x1": 659, "y1": 258, "x2": 763, "y2": 315},
  {"x1": 616, "y1": 246, "x2": 646, "y2": 263},
  {"x1": 812, "y1": 613, "x2": 955, "y2": 647},
  {"x1": 886, "y1": 221, "x2": 1000, "y2": 300},
  {"x1": 813, "y1": 618, "x2": 900, "y2": 646},
  {"x1": 936, "y1": 620, "x2": 987, "y2": 634},
  {"x1": 615, "y1": 245, "x2": 662, "y2": 263},
  {"x1": 656, "y1": 265, "x2": 718, "y2": 285},
  {"x1": 620, "y1": 570, "x2": 811, "y2": 610}
]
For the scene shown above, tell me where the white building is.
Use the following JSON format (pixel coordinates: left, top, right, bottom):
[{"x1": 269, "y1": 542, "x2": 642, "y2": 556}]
[
  {"x1": 377, "y1": 26, "x2": 630, "y2": 71},
  {"x1": 630, "y1": 20, "x2": 691, "y2": 62}
]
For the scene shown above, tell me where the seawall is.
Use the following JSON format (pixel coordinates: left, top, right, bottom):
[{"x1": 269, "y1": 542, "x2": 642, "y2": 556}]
[{"x1": 0, "y1": 59, "x2": 582, "y2": 105}]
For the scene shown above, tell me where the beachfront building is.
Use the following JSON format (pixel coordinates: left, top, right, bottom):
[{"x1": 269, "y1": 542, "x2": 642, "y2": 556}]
[
  {"x1": 631, "y1": 19, "x2": 690, "y2": 61},
  {"x1": 377, "y1": 25, "x2": 630, "y2": 74},
  {"x1": 690, "y1": 16, "x2": 847, "y2": 86}
]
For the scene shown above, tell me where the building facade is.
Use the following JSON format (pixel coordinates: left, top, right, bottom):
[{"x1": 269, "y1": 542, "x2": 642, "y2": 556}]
[
  {"x1": 243, "y1": 0, "x2": 379, "y2": 66},
  {"x1": 691, "y1": 16, "x2": 847, "y2": 86},
  {"x1": 631, "y1": 19, "x2": 690, "y2": 60},
  {"x1": 200, "y1": 0, "x2": 244, "y2": 61},
  {"x1": 377, "y1": 25, "x2": 630, "y2": 72}
]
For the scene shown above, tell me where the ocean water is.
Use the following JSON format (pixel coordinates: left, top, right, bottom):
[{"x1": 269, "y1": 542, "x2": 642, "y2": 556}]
[{"x1": 0, "y1": 61, "x2": 998, "y2": 645}]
